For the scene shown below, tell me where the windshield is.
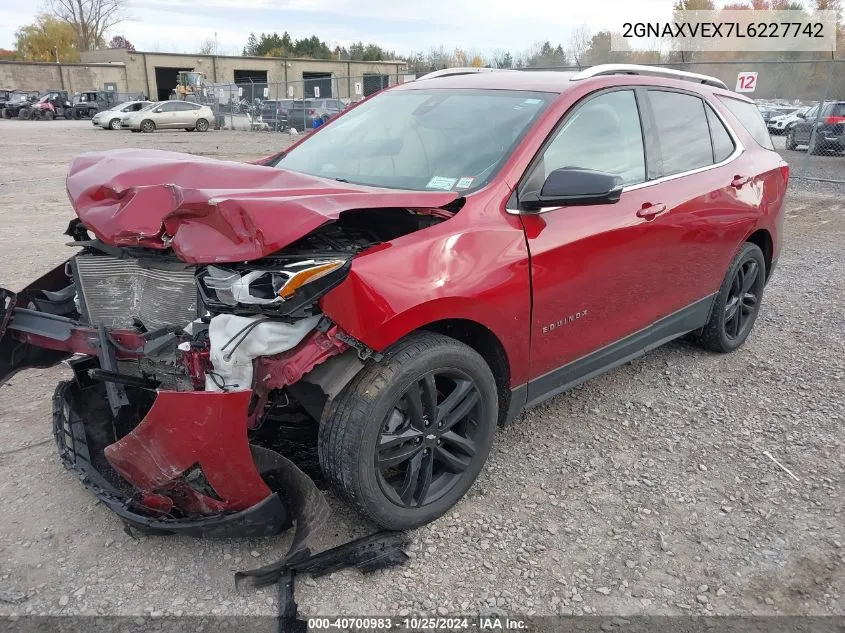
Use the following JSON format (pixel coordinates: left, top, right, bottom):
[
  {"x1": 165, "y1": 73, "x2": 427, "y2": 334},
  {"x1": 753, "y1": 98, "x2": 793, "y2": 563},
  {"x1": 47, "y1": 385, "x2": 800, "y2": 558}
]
[{"x1": 276, "y1": 88, "x2": 554, "y2": 192}]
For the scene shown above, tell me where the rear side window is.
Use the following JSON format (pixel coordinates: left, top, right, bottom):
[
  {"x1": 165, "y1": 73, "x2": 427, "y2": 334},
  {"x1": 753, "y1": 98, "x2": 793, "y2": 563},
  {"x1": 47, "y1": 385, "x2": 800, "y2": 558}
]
[
  {"x1": 705, "y1": 104, "x2": 736, "y2": 163},
  {"x1": 648, "y1": 90, "x2": 713, "y2": 176},
  {"x1": 718, "y1": 96, "x2": 774, "y2": 150}
]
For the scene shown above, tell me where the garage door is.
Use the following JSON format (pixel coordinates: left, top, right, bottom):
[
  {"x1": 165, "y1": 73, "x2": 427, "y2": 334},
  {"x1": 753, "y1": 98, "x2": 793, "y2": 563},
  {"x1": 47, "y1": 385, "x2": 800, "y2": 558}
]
[{"x1": 302, "y1": 72, "x2": 332, "y2": 98}]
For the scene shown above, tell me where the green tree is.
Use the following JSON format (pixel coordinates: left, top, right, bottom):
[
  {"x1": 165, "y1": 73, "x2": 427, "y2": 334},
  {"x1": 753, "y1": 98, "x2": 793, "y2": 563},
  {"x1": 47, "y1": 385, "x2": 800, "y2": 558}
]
[
  {"x1": 243, "y1": 32, "x2": 259, "y2": 56},
  {"x1": 14, "y1": 14, "x2": 80, "y2": 62}
]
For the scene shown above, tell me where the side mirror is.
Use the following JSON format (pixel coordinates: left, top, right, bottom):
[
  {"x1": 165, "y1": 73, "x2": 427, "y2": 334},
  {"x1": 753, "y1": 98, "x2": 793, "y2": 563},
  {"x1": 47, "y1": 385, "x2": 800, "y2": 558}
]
[
  {"x1": 796, "y1": 112, "x2": 806, "y2": 119},
  {"x1": 153, "y1": 107, "x2": 163, "y2": 113},
  {"x1": 521, "y1": 167, "x2": 623, "y2": 212}
]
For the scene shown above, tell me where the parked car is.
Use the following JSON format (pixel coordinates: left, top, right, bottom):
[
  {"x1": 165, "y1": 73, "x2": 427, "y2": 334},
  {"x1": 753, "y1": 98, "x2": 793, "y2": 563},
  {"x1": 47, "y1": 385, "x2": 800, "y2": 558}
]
[
  {"x1": 122, "y1": 100, "x2": 214, "y2": 132},
  {"x1": 0, "y1": 64, "x2": 787, "y2": 536},
  {"x1": 260, "y1": 99, "x2": 294, "y2": 130},
  {"x1": 92, "y1": 100, "x2": 154, "y2": 130},
  {"x1": 767, "y1": 106, "x2": 809, "y2": 135},
  {"x1": 287, "y1": 98, "x2": 345, "y2": 129},
  {"x1": 785, "y1": 101, "x2": 845, "y2": 154}
]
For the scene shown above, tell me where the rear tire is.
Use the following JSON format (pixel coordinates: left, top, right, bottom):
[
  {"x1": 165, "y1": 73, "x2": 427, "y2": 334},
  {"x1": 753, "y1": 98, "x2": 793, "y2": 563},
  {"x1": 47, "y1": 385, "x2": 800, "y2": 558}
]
[
  {"x1": 697, "y1": 242, "x2": 766, "y2": 354},
  {"x1": 88, "y1": 108, "x2": 97, "y2": 118},
  {"x1": 318, "y1": 332, "x2": 498, "y2": 530},
  {"x1": 808, "y1": 133, "x2": 822, "y2": 155},
  {"x1": 43, "y1": 111, "x2": 54, "y2": 121},
  {"x1": 18, "y1": 109, "x2": 30, "y2": 120},
  {"x1": 195, "y1": 118, "x2": 209, "y2": 132},
  {"x1": 785, "y1": 128, "x2": 798, "y2": 150}
]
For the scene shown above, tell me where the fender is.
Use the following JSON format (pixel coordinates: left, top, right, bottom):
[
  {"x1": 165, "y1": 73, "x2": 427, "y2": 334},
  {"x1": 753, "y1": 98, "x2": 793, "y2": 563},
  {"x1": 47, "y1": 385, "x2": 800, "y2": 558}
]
[{"x1": 319, "y1": 223, "x2": 532, "y2": 386}]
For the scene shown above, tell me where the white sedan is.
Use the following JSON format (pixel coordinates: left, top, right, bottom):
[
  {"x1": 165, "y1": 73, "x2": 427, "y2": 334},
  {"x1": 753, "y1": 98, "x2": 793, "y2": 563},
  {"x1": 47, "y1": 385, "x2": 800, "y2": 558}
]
[{"x1": 92, "y1": 101, "x2": 153, "y2": 130}]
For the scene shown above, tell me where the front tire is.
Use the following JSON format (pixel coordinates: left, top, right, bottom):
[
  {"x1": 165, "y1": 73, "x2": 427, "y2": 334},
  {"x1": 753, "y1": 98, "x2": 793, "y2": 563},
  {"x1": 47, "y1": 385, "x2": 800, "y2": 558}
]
[
  {"x1": 319, "y1": 332, "x2": 498, "y2": 530},
  {"x1": 195, "y1": 118, "x2": 209, "y2": 132},
  {"x1": 140, "y1": 119, "x2": 155, "y2": 133},
  {"x1": 697, "y1": 242, "x2": 766, "y2": 354},
  {"x1": 109, "y1": 118, "x2": 121, "y2": 130}
]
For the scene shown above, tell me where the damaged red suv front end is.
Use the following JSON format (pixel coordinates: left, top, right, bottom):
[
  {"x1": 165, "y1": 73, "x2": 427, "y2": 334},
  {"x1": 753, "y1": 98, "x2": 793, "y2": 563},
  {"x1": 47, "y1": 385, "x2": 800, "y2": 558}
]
[{"x1": 0, "y1": 148, "x2": 461, "y2": 536}]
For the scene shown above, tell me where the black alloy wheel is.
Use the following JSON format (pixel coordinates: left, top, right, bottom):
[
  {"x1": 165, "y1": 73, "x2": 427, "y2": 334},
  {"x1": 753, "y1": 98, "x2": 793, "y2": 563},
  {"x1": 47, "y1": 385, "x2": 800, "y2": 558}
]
[
  {"x1": 723, "y1": 259, "x2": 761, "y2": 341},
  {"x1": 376, "y1": 370, "x2": 482, "y2": 508},
  {"x1": 319, "y1": 332, "x2": 498, "y2": 530},
  {"x1": 697, "y1": 242, "x2": 766, "y2": 353}
]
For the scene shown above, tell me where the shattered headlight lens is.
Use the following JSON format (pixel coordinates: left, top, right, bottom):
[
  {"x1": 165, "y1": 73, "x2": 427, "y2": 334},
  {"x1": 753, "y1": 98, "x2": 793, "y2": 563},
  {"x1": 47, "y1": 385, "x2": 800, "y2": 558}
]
[{"x1": 200, "y1": 260, "x2": 346, "y2": 307}]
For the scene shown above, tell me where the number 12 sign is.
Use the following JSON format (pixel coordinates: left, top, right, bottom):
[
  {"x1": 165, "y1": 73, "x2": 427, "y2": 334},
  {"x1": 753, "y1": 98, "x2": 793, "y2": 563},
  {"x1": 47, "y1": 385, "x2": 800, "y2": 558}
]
[{"x1": 736, "y1": 72, "x2": 758, "y2": 93}]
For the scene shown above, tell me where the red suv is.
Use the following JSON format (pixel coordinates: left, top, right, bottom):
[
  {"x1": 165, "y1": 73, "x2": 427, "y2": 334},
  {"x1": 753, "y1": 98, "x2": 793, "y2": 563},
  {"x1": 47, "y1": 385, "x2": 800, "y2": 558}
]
[{"x1": 0, "y1": 65, "x2": 787, "y2": 536}]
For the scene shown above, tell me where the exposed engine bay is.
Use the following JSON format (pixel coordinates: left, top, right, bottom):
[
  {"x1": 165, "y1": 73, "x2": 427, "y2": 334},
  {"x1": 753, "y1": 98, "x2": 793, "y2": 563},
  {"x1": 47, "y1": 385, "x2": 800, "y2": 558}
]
[{"x1": 0, "y1": 206, "x2": 454, "y2": 536}]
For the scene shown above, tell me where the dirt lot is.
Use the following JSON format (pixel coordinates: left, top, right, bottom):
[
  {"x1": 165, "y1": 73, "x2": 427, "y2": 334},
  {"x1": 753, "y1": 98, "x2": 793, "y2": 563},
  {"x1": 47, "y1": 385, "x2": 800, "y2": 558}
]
[{"x1": 0, "y1": 120, "x2": 842, "y2": 619}]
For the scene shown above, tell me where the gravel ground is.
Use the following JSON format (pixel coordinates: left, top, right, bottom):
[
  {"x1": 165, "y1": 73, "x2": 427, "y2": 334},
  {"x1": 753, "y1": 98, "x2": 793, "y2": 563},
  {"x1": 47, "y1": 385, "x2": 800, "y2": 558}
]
[{"x1": 0, "y1": 120, "x2": 842, "y2": 619}]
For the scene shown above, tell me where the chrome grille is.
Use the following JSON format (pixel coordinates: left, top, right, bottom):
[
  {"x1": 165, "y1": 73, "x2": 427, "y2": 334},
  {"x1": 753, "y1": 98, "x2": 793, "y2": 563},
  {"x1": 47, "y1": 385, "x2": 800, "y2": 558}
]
[{"x1": 74, "y1": 254, "x2": 197, "y2": 330}]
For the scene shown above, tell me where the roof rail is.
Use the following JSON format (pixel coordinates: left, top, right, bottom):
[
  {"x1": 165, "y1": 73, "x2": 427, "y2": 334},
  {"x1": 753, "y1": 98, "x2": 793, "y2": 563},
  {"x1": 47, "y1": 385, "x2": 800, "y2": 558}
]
[
  {"x1": 570, "y1": 64, "x2": 728, "y2": 90},
  {"x1": 417, "y1": 67, "x2": 514, "y2": 80}
]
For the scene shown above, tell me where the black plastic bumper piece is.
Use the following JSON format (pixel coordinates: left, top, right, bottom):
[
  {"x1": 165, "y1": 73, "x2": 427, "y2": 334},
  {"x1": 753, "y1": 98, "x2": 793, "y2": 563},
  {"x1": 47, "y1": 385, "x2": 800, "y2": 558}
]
[{"x1": 52, "y1": 380, "x2": 291, "y2": 538}]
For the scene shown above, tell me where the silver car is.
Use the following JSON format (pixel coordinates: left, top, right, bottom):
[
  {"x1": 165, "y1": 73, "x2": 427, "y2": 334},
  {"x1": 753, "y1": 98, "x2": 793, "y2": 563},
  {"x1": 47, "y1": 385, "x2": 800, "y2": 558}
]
[
  {"x1": 123, "y1": 101, "x2": 215, "y2": 132},
  {"x1": 92, "y1": 101, "x2": 153, "y2": 130}
]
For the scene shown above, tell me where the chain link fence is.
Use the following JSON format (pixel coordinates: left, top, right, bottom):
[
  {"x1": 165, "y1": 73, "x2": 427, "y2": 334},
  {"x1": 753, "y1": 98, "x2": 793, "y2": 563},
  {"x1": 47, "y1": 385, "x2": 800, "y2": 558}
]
[
  {"x1": 179, "y1": 75, "x2": 398, "y2": 133},
  {"x1": 171, "y1": 62, "x2": 842, "y2": 188}
]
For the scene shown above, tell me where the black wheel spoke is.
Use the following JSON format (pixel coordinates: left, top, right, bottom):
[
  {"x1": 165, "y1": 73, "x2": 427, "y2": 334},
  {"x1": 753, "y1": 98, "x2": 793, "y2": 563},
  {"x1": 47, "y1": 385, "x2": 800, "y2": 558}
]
[
  {"x1": 416, "y1": 450, "x2": 435, "y2": 504},
  {"x1": 435, "y1": 445, "x2": 471, "y2": 473},
  {"x1": 398, "y1": 450, "x2": 424, "y2": 504},
  {"x1": 440, "y1": 430, "x2": 477, "y2": 457},
  {"x1": 724, "y1": 296, "x2": 740, "y2": 320},
  {"x1": 379, "y1": 428, "x2": 423, "y2": 451},
  {"x1": 404, "y1": 381, "x2": 426, "y2": 429},
  {"x1": 740, "y1": 262, "x2": 758, "y2": 294},
  {"x1": 436, "y1": 380, "x2": 480, "y2": 431},
  {"x1": 378, "y1": 442, "x2": 423, "y2": 469},
  {"x1": 421, "y1": 374, "x2": 438, "y2": 420}
]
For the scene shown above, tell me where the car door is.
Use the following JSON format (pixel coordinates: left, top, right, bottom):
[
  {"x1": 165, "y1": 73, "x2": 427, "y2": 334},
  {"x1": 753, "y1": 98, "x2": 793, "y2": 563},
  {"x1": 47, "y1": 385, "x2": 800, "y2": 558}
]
[
  {"x1": 516, "y1": 88, "x2": 666, "y2": 391},
  {"x1": 792, "y1": 103, "x2": 819, "y2": 144},
  {"x1": 639, "y1": 89, "x2": 759, "y2": 317}
]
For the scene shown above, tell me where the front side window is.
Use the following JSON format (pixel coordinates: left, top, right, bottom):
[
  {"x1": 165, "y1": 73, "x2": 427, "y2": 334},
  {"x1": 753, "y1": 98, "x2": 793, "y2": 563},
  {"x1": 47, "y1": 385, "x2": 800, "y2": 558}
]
[
  {"x1": 649, "y1": 90, "x2": 714, "y2": 176},
  {"x1": 533, "y1": 89, "x2": 645, "y2": 188},
  {"x1": 276, "y1": 88, "x2": 555, "y2": 192}
]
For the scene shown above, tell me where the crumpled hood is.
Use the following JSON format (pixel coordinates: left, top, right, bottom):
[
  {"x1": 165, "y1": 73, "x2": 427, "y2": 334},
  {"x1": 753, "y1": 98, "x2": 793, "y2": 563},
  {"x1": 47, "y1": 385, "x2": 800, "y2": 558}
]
[{"x1": 66, "y1": 149, "x2": 460, "y2": 264}]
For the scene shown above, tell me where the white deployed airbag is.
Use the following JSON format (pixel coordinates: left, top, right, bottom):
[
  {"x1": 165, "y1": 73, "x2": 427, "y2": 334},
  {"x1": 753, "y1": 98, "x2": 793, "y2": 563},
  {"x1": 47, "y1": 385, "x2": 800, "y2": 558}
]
[{"x1": 205, "y1": 314, "x2": 321, "y2": 392}]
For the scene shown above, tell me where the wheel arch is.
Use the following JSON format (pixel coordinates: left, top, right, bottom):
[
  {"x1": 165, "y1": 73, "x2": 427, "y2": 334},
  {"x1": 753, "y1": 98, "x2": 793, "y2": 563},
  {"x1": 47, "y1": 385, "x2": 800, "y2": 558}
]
[
  {"x1": 417, "y1": 318, "x2": 512, "y2": 426},
  {"x1": 745, "y1": 228, "x2": 773, "y2": 280}
]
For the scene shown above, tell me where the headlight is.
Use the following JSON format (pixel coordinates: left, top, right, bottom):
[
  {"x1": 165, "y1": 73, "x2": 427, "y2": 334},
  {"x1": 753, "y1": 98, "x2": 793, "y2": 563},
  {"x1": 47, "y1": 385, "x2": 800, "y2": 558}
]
[{"x1": 199, "y1": 259, "x2": 347, "y2": 308}]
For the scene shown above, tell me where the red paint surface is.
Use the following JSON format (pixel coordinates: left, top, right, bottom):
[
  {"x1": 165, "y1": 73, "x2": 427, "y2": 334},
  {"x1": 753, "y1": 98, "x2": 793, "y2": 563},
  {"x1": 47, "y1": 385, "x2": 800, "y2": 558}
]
[
  {"x1": 66, "y1": 149, "x2": 459, "y2": 263},
  {"x1": 104, "y1": 390, "x2": 271, "y2": 512}
]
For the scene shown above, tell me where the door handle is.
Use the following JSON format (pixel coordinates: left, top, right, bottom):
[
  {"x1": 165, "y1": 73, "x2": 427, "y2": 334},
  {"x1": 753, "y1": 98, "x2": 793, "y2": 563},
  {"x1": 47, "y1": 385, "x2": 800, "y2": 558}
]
[
  {"x1": 636, "y1": 203, "x2": 667, "y2": 220},
  {"x1": 731, "y1": 175, "x2": 751, "y2": 188}
]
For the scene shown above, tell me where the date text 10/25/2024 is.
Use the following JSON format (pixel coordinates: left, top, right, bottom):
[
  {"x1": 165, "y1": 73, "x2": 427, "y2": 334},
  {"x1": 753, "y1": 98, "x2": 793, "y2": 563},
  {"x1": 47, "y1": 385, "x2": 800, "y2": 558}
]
[{"x1": 307, "y1": 616, "x2": 528, "y2": 630}]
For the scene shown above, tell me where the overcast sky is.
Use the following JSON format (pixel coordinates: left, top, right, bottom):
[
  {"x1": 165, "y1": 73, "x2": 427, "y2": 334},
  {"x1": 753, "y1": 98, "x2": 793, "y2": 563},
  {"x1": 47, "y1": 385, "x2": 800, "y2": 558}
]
[{"x1": 1, "y1": 0, "x2": 708, "y2": 56}]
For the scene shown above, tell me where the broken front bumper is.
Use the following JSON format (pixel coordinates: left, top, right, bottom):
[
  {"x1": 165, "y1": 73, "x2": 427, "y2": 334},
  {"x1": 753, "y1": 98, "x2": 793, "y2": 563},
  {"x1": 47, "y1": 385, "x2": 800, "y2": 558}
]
[{"x1": 52, "y1": 380, "x2": 292, "y2": 537}]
